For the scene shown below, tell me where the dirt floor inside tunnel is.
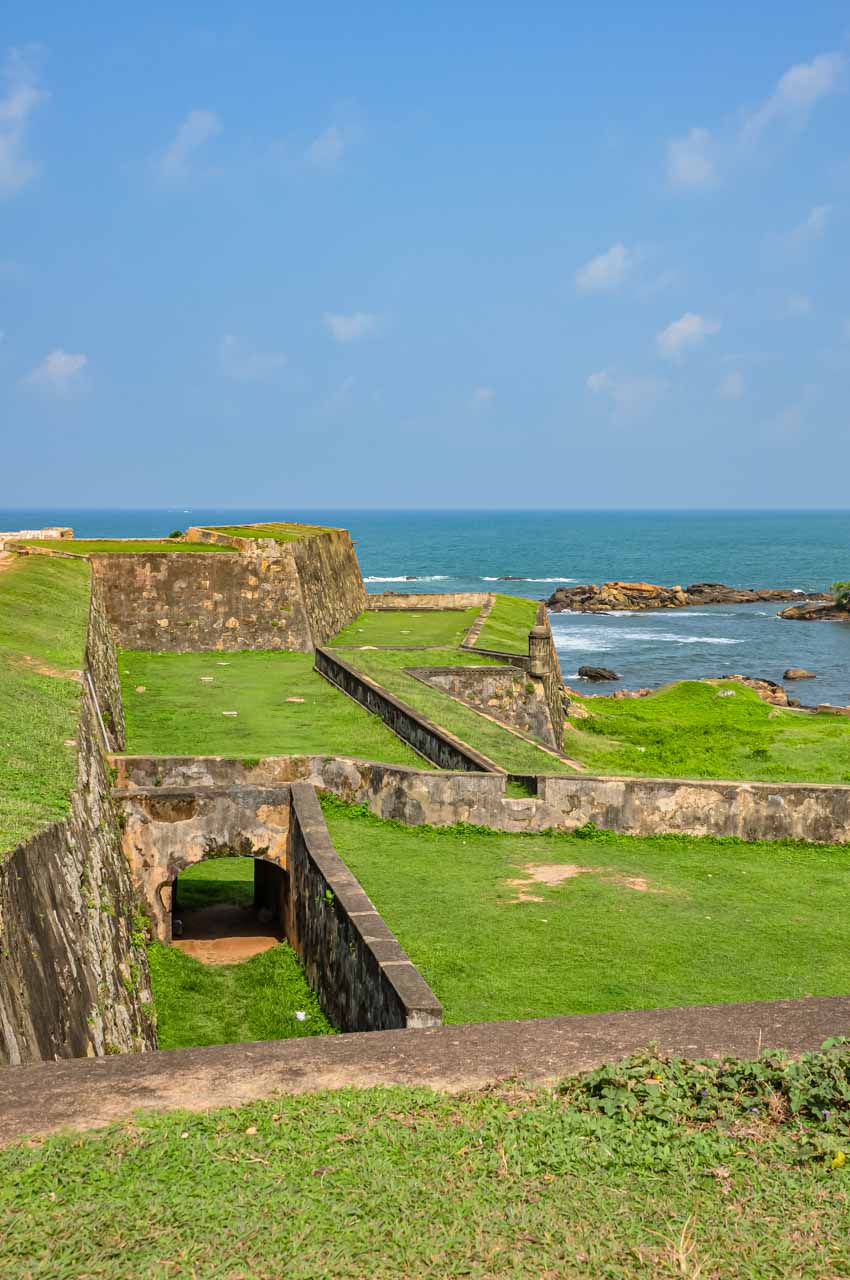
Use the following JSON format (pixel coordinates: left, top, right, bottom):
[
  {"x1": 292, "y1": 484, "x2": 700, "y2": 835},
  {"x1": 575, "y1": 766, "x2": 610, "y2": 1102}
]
[{"x1": 171, "y1": 856, "x2": 287, "y2": 965}]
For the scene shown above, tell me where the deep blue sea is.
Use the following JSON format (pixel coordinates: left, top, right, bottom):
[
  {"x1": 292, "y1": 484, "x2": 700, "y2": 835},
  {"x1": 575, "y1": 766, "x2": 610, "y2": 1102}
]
[{"x1": 3, "y1": 508, "x2": 849, "y2": 705}]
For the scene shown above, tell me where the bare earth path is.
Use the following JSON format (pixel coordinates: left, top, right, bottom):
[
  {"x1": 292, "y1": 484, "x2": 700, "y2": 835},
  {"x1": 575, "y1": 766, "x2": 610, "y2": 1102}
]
[{"x1": 173, "y1": 903, "x2": 282, "y2": 964}]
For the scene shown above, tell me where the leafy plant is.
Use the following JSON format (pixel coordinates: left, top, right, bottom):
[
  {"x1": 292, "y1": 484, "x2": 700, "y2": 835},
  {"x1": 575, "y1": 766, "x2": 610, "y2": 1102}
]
[{"x1": 832, "y1": 581, "x2": 850, "y2": 610}]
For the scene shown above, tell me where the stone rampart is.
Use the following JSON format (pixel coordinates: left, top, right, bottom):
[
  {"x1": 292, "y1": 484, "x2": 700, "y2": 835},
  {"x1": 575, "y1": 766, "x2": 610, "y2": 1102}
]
[
  {"x1": 314, "y1": 647, "x2": 502, "y2": 773},
  {"x1": 0, "y1": 692, "x2": 155, "y2": 1066},
  {"x1": 91, "y1": 527, "x2": 366, "y2": 653},
  {"x1": 85, "y1": 570, "x2": 125, "y2": 750},
  {"x1": 366, "y1": 592, "x2": 491, "y2": 610},
  {"x1": 113, "y1": 755, "x2": 850, "y2": 843},
  {"x1": 408, "y1": 665, "x2": 558, "y2": 749}
]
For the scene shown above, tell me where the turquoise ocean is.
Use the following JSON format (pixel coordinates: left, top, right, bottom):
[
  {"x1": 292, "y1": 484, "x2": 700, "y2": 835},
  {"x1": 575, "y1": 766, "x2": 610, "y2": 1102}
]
[{"x1": 3, "y1": 508, "x2": 848, "y2": 705}]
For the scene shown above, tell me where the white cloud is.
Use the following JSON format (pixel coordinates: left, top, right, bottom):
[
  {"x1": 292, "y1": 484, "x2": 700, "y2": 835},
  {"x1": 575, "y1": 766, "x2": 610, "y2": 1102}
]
[
  {"x1": 586, "y1": 368, "x2": 666, "y2": 418},
  {"x1": 718, "y1": 370, "x2": 746, "y2": 400},
  {"x1": 667, "y1": 128, "x2": 716, "y2": 190},
  {"x1": 575, "y1": 243, "x2": 633, "y2": 293},
  {"x1": 306, "y1": 126, "x2": 346, "y2": 170},
  {"x1": 800, "y1": 204, "x2": 831, "y2": 237},
  {"x1": 744, "y1": 52, "x2": 845, "y2": 140},
  {"x1": 784, "y1": 292, "x2": 813, "y2": 317},
  {"x1": 218, "y1": 335, "x2": 287, "y2": 382},
  {"x1": 23, "y1": 348, "x2": 88, "y2": 396},
  {"x1": 471, "y1": 386, "x2": 495, "y2": 407},
  {"x1": 656, "y1": 312, "x2": 720, "y2": 360},
  {"x1": 0, "y1": 47, "x2": 46, "y2": 197},
  {"x1": 157, "y1": 109, "x2": 221, "y2": 181},
  {"x1": 323, "y1": 312, "x2": 379, "y2": 342}
]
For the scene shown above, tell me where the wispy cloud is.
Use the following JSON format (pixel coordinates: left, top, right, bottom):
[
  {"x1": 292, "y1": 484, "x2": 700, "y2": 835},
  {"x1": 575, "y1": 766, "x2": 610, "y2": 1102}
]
[
  {"x1": 586, "y1": 368, "x2": 667, "y2": 419},
  {"x1": 471, "y1": 386, "x2": 495, "y2": 407},
  {"x1": 23, "y1": 348, "x2": 88, "y2": 396},
  {"x1": 743, "y1": 52, "x2": 845, "y2": 141},
  {"x1": 323, "y1": 312, "x2": 379, "y2": 342},
  {"x1": 575, "y1": 243, "x2": 633, "y2": 293},
  {"x1": 305, "y1": 106, "x2": 363, "y2": 171},
  {"x1": 784, "y1": 292, "x2": 813, "y2": 317},
  {"x1": 667, "y1": 128, "x2": 716, "y2": 190},
  {"x1": 667, "y1": 50, "x2": 845, "y2": 191},
  {"x1": 718, "y1": 370, "x2": 746, "y2": 400},
  {"x1": 218, "y1": 335, "x2": 288, "y2": 382},
  {"x1": 156, "y1": 108, "x2": 221, "y2": 181},
  {"x1": 0, "y1": 47, "x2": 46, "y2": 197},
  {"x1": 656, "y1": 312, "x2": 720, "y2": 360}
]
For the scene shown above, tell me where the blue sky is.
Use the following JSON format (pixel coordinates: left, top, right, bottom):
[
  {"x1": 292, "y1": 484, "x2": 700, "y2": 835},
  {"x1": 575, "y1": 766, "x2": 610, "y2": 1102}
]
[{"x1": 1, "y1": 1, "x2": 849, "y2": 507}]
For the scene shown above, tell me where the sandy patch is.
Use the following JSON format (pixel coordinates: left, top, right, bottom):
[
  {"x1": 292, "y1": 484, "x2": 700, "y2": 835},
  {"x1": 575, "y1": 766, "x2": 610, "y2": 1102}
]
[
  {"x1": 507, "y1": 862, "x2": 675, "y2": 903},
  {"x1": 12, "y1": 655, "x2": 82, "y2": 682},
  {"x1": 172, "y1": 903, "x2": 282, "y2": 965}
]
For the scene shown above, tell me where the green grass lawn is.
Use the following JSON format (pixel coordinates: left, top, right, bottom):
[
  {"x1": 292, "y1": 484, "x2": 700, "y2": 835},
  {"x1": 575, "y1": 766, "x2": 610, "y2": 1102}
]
[
  {"x1": 0, "y1": 555, "x2": 90, "y2": 854},
  {"x1": 119, "y1": 649, "x2": 429, "y2": 766},
  {"x1": 174, "y1": 854, "x2": 255, "y2": 909},
  {"x1": 4, "y1": 1044, "x2": 850, "y2": 1279},
  {"x1": 566, "y1": 680, "x2": 850, "y2": 783},
  {"x1": 475, "y1": 593, "x2": 538, "y2": 653},
  {"x1": 340, "y1": 646, "x2": 575, "y2": 773},
  {"x1": 16, "y1": 540, "x2": 236, "y2": 554},
  {"x1": 331, "y1": 606, "x2": 481, "y2": 647},
  {"x1": 210, "y1": 522, "x2": 327, "y2": 542},
  {"x1": 323, "y1": 799, "x2": 850, "y2": 1023}
]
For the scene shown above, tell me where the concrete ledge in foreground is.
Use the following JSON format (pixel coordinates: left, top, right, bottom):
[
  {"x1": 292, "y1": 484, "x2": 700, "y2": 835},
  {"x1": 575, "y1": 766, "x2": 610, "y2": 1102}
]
[{"x1": 1, "y1": 995, "x2": 849, "y2": 1144}]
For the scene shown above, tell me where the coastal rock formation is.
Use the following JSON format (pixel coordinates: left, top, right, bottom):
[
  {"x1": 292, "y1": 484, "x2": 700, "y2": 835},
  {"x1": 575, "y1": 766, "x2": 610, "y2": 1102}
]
[
  {"x1": 546, "y1": 581, "x2": 830, "y2": 613},
  {"x1": 778, "y1": 602, "x2": 850, "y2": 622},
  {"x1": 784, "y1": 668, "x2": 816, "y2": 680},
  {"x1": 577, "y1": 665, "x2": 620, "y2": 681}
]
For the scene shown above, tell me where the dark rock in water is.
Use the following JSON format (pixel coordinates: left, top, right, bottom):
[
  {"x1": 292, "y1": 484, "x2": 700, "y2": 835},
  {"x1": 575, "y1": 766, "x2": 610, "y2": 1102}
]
[
  {"x1": 784, "y1": 667, "x2": 816, "y2": 679},
  {"x1": 405, "y1": 575, "x2": 418, "y2": 580},
  {"x1": 779, "y1": 603, "x2": 850, "y2": 621},
  {"x1": 546, "y1": 580, "x2": 830, "y2": 613},
  {"x1": 499, "y1": 575, "x2": 528, "y2": 581},
  {"x1": 578, "y1": 665, "x2": 620, "y2": 682}
]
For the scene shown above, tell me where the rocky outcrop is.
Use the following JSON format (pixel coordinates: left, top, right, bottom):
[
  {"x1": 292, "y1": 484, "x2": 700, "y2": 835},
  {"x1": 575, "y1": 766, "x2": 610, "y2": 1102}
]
[
  {"x1": 547, "y1": 581, "x2": 830, "y2": 613},
  {"x1": 779, "y1": 603, "x2": 850, "y2": 622},
  {"x1": 577, "y1": 665, "x2": 620, "y2": 681},
  {"x1": 784, "y1": 668, "x2": 816, "y2": 680}
]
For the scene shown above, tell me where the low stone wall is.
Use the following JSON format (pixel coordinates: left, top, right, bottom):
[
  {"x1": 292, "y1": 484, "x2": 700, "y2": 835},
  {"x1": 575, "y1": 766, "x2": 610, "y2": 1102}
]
[
  {"x1": 314, "y1": 647, "x2": 502, "y2": 773},
  {"x1": 0, "y1": 693, "x2": 155, "y2": 1066},
  {"x1": 113, "y1": 755, "x2": 850, "y2": 843},
  {"x1": 92, "y1": 527, "x2": 366, "y2": 653},
  {"x1": 366, "y1": 592, "x2": 491, "y2": 610},
  {"x1": 288, "y1": 785, "x2": 442, "y2": 1031},
  {"x1": 409, "y1": 665, "x2": 558, "y2": 749},
  {"x1": 86, "y1": 571, "x2": 125, "y2": 750}
]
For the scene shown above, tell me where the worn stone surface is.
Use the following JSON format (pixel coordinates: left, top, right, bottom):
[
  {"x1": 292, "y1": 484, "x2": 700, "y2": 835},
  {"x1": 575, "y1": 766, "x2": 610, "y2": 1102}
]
[
  {"x1": 367, "y1": 591, "x2": 491, "y2": 610},
  {"x1": 92, "y1": 528, "x2": 366, "y2": 653},
  {"x1": 3, "y1": 995, "x2": 849, "y2": 1143},
  {"x1": 779, "y1": 602, "x2": 850, "y2": 622},
  {"x1": 548, "y1": 581, "x2": 830, "y2": 613},
  {"x1": 409, "y1": 665, "x2": 558, "y2": 749},
  {"x1": 114, "y1": 754, "x2": 850, "y2": 843},
  {"x1": 85, "y1": 570, "x2": 126, "y2": 749},
  {"x1": 0, "y1": 694, "x2": 155, "y2": 1066}
]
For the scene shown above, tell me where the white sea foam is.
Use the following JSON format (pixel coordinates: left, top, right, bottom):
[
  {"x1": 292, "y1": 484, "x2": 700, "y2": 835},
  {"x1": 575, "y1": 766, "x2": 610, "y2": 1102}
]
[
  {"x1": 364, "y1": 575, "x2": 449, "y2": 583},
  {"x1": 553, "y1": 624, "x2": 742, "y2": 650},
  {"x1": 481, "y1": 576, "x2": 574, "y2": 583}
]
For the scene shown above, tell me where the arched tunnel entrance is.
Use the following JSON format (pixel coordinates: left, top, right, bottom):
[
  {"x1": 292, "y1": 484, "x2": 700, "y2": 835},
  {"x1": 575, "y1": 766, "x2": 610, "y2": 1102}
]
[{"x1": 170, "y1": 855, "x2": 290, "y2": 965}]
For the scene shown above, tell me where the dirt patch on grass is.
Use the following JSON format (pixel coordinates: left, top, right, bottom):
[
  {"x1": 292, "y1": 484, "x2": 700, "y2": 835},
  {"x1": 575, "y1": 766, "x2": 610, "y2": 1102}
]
[
  {"x1": 11, "y1": 655, "x2": 82, "y2": 682},
  {"x1": 507, "y1": 862, "x2": 676, "y2": 903}
]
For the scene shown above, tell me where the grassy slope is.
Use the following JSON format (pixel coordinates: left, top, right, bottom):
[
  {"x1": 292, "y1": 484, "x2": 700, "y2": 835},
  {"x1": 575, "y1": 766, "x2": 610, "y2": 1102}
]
[
  {"x1": 119, "y1": 649, "x2": 429, "y2": 767},
  {"x1": 567, "y1": 680, "x2": 850, "y2": 783},
  {"x1": 341, "y1": 646, "x2": 575, "y2": 773},
  {"x1": 331, "y1": 606, "x2": 480, "y2": 647},
  {"x1": 323, "y1": 800, "x2": 850, "y2": 1023},
  {"x1": 17, "y1": 540, "x2": 236, "y2": 553},
  {"x1": 149, "y1": 859, "x2": 333, "y2": 1048},
  {"x1": 0, "y1": 555, "x2": 90, "y2": 853},
  {"x1": 475, "y1": 593, "x2": 538, "y2": 653},
  {"x1": 4, "y1": 1046, "x2": 850, "y2": 1279},
  {"x1": 212, "y1": 523, "x2": 326, "y2": 542}
]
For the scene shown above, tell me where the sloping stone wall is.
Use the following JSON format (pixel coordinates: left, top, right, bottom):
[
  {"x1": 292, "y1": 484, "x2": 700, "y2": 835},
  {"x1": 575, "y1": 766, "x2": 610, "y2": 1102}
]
[
  {"x1": 92, "y1": 528, "x2": 365, "y2": 653},
  {"x1": 86, "y1": 570, "x2": 125, "y2": 750},
  {"x1": 409, "y1": 665, "x2": 558, "y2": 749},
  {"x1": 0, "y1": 693, "x2": 155, "y2": 1066}
]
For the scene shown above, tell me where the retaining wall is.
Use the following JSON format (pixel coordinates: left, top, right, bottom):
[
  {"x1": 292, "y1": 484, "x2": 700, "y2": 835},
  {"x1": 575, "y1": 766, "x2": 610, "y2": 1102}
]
[
  {"x1": 409, "y1": 664, "x2": 558, "y2": 749},
  {"x1": 0, "y1": 693, "x2": 155, "y2": 1066},
  {"x1": 113, "y1": 755, "x2": 850, "y2": 843},
  {"x1": 314, "y1": 647, "x2": 502, "y2": 773}
]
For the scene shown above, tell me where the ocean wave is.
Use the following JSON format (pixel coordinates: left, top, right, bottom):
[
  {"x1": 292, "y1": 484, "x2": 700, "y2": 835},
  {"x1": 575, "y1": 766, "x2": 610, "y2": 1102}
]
[
  {"x1": 554, "y1": 626, "x2": 742, "y2": 649},
  {"x1": 364, "y1": 575, "x2": 449, "y2": 583},
  {"x1": 481, "y1": 576, "x2": 574, "y2": 583}
]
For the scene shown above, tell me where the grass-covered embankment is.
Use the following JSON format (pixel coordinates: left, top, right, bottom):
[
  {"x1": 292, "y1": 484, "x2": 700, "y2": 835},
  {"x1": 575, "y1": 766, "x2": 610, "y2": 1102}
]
[
  {"x1": 323, "y1": 798, "x2": 850, "y2": 1023},
  {"x1": 3, "y1": 1043, "x2": 850, "y2": 1278},
  {"x1": 0, "y1": 555, "x2": 90, "y2": 853},
  {"x1": 17, "y1": 540, "x2": 236, "y2": 554},
  {"x1": 149, "y1": 858, "x2": 332, "y2": 1048},
  {"x1": 331, "y1": 606, "x2": 480, "y2": 647},
  {"x1": 211, "y1": 522, "x2": 327, "y2": 542},
  {"x1": 119, "y1": 649, "x2": 428, "y2": 767},
  {"x1": 475, "y1": 593, "x2": 538, "y2": 653},
  {"x1": 340, "y1": 646, "x2": 575, "y2": 773},
  {"x1": 566, "y1": 680, "x2": 850, "y2": 783}
]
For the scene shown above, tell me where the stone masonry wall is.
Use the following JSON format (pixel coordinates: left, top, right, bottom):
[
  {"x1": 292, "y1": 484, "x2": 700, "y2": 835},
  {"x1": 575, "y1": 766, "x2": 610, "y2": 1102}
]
[
  {"x1": 0, "y1": 693, "x2": 155, "y2": 1066},
  {"x1": 93, "y1": 529, "x2": 365, "y2": 653},
  {"x1": 113, "y1": 754, "x2": 850, "y2": 844},
  {"x1": 86, "y1": 570, "x2": 126, "y2": 750},
  {"x1": 287, "y1": 785, "x2": 442, "y2": 1031},
  {"x1": 409, "y1": 665, "x2": 558, "y2": 749},
  {"x1": 366, "y1": 592, "x2": 490, "y2": 610}
]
